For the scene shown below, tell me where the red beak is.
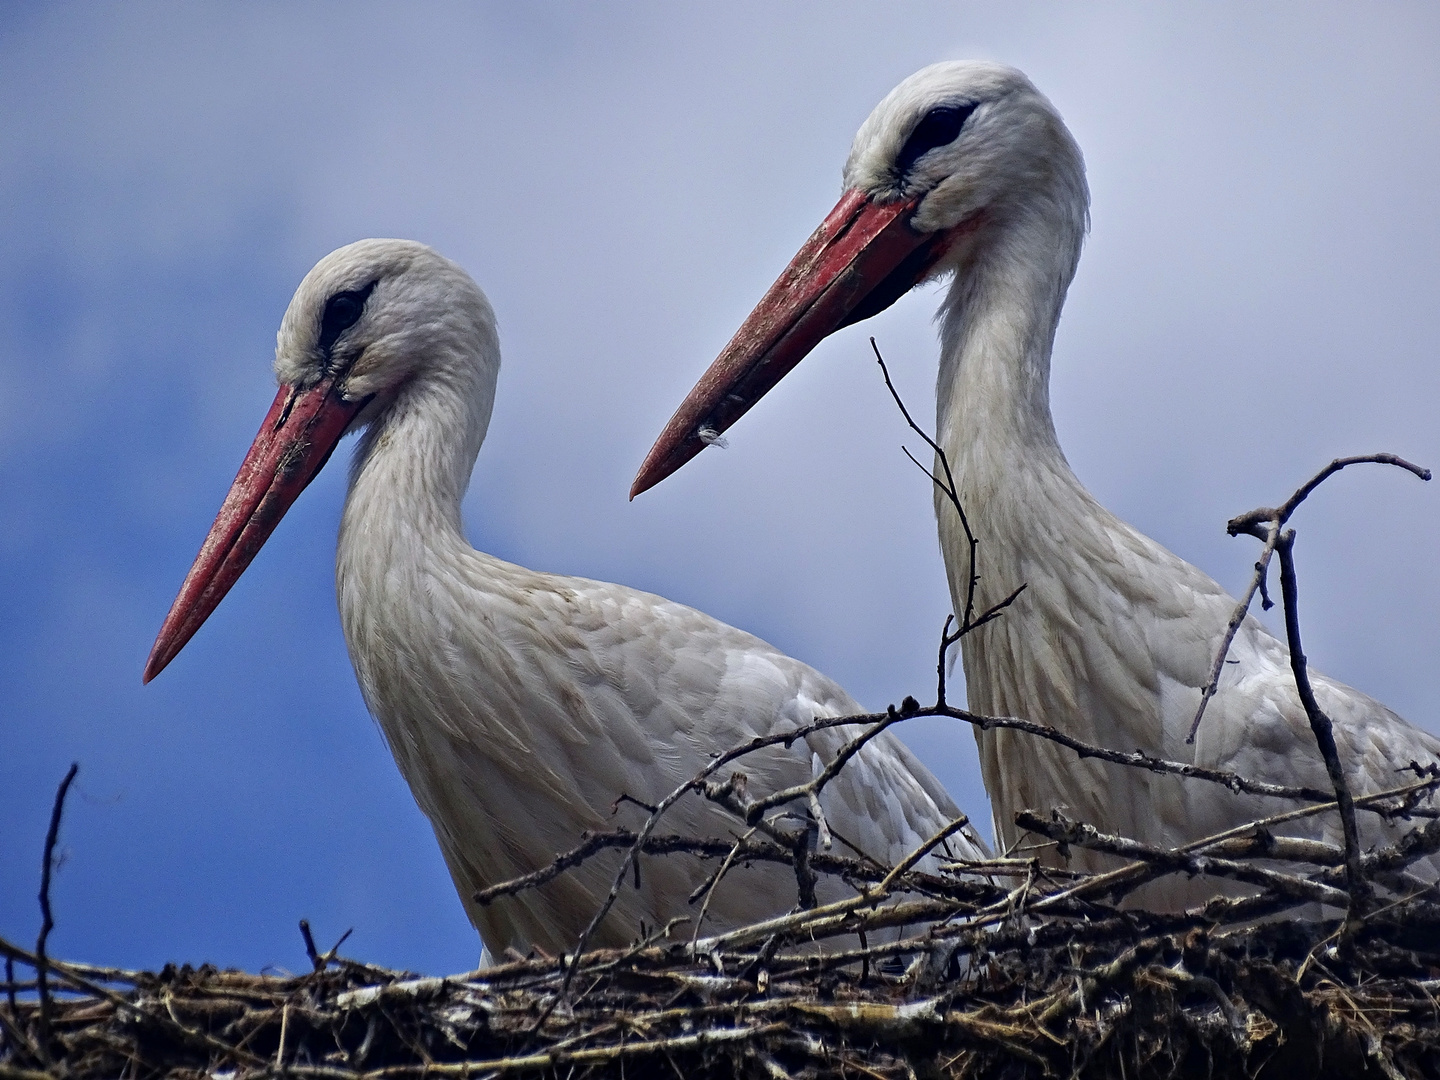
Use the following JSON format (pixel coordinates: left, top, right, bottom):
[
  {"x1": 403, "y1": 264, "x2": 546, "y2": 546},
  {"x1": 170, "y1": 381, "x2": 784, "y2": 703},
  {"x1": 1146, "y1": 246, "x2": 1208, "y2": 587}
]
[
  {"x1": 630, "y1": 188, "x2": 956, "y2": 499},
  {"x1": 143, "y1": 378, "x2": 368, "y2": 683}
]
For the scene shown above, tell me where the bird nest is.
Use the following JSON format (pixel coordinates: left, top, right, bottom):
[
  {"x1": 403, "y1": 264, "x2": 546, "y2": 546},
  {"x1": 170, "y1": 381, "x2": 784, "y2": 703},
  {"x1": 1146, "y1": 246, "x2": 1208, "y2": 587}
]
[
  {"x1": 7, "y1": 449, "x2": 1440, "y2": 1078},
  {"x1": 5, "y1": 870, "x2": 1440, "y2": 1080},
  {"x1": 6, "y1": 749, "x2": 1440, "y2": 1080}
]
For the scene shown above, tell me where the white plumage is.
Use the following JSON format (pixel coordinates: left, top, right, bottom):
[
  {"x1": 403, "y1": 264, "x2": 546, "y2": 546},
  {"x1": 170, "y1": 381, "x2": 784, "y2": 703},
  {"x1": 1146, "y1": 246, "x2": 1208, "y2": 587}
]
[
  {"x1": 146, "y1": 238, "x2": 985, "y2": 957},
  {"x1": 635, "y1": 62, "x2": 1440, "y2": 907}
]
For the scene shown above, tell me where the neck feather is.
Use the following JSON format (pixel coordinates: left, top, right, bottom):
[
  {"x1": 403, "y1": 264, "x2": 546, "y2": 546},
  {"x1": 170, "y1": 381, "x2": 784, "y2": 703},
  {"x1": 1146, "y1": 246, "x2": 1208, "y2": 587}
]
[
  {"x1": 932, "y1": 202, "x2": 1092, "y2": 607},
  {"x1": 335, "y1": 367, "x2": 495, "y2": 637},
  {"x1": 345, "y1": 376, "x2": 487, "y2": 544},
  {"x1": 935, "y1": 209, "x2": 1081, "y2": 469}
]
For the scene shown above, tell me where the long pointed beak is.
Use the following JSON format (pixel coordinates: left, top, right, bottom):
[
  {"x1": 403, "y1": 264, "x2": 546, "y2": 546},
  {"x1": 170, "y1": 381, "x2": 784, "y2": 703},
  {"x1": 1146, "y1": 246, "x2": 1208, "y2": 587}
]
[
  {"x1": 143, "y1": 378, "x2": 368, "y2": 683},
  {"x1": 630, "y1": 187, "x2": 955, "y2": 499}
]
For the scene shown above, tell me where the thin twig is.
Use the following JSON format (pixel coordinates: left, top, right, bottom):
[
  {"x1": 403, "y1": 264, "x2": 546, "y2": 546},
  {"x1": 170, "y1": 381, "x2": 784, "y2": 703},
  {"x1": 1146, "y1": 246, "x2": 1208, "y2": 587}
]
[
  {"x1": 1188, "y1": 453, "x2": 1430, "y2": 743},
  {"x1": 872, "y1": 817, "x2": 973, "y2": 896},
  {"x1": 872, "y1": 339, "x2": 980, "y2": 634},
  {"x1": 35, "y1": 762, "x2": 78, "y2": 1062},
  {"x1": 300, "y1": 919, "x2": 324, "y2": 972},
  {"x1": 1186, "y1": 525, "x2": 1284, "y2": 743},
  {"x1": 1212, "y1": 455, "x2": 1430, "y2": 910},
  {"x1": 740, "y1": 713, "x2": 906, "y2": 827},
  {"x1": 0, "y1": 933, "x2": 268, "y2": 1071},
  {"x1": 875, "y1": 339, "x2": 1027, "y2": 709},
  {"x1": 1274, "y1": 528, "x2": 1371, "y2": 916},
  {"x1": 324, "y1": 928, "x2": 355, "y2": 968},
  {"x1": 0, "y1": 985, "x2": 44, "y2": 1068},
  {"x1": 691, "y1": 828, "x2": 759, "y2": 945},
  {"x1": 1015, "y1": 810, "x2": 1350, "y2": 908},
  {"x1": 1005, "y1": 774, "x2": 1440, "y2": 921}
]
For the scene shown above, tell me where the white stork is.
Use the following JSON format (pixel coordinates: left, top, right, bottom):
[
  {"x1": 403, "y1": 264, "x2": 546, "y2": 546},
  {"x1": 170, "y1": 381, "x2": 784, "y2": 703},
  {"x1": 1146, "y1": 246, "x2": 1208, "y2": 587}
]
[
  {"x1": 144, "y1": 238, "x2": 986, "y2": 957},
  {"x1": 632, "y1": 62, "x2": 1440, "y2": 905}
]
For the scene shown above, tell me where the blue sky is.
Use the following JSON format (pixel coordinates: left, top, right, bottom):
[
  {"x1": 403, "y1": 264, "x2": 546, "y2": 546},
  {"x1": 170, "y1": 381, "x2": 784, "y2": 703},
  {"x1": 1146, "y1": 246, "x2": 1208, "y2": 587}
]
[{"x1": 3, "y1": 3, "x2": 1439, "y2": 976}]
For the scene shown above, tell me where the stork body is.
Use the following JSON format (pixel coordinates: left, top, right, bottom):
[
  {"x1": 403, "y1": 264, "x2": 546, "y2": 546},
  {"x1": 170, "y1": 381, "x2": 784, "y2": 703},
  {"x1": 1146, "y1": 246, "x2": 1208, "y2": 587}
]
[
  {"x1": 146, "y1": 239, "x2": 984, "y2": 956},
  {"x1": 634, "y1": 63, "x2": 1440, "y2": 905}
]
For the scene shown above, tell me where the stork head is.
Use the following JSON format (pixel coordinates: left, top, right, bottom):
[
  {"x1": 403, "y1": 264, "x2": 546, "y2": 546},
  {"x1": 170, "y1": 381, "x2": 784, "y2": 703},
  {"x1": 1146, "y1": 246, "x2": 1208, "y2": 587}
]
[
  {"x1": 630, "y1": 61, "x2": 1088, "y2": 497},
  {"x1": 275, "y1": 238, "x2": 499, "y2": 428},
  {"x1": 144, "y1": 239, "x2": 497, "y2": 682}
]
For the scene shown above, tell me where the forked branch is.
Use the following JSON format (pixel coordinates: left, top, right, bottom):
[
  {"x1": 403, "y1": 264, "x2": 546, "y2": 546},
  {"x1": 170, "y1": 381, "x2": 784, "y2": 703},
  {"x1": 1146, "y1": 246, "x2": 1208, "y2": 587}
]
[
  {"x1": 1188, "y1": 453, "x2": 1430, "y2": 744},
  {"x1": 1193, "y1": 453, "x2": 1431, "y2": 919}
]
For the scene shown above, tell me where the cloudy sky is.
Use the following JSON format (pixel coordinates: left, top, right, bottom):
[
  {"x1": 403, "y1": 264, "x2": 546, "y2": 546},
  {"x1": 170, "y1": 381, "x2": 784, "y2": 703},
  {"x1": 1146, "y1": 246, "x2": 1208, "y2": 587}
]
[{"x1": 3, "y1": 3, "x2": 1438, "y2": 976}]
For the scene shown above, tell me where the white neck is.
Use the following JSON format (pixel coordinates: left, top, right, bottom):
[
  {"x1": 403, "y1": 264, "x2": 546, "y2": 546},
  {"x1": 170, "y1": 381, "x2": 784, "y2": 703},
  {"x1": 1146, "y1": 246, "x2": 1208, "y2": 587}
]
[
  {"x1": 934, "y1": 205, "x2": 1094, "y2": 582},
  {"x1": 348, "y1": 371, "x2": 490, "y2": 540},
  {"x1": 935, "y1": 209, "x2": 1080, "y2": 474},
  {"x1": 334, "y1": 366, "x2": 496, "y2": 719}
]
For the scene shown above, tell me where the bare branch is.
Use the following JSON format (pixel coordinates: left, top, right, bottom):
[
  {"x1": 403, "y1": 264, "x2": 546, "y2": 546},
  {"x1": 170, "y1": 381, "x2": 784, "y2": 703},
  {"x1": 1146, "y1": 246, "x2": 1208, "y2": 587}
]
[
  {"x1": 874, "y1": 339, "x2": 1002, "y2": 651},
  {"x1": 1015, "y1": 810, "x2": 1350, "y2": 908},
  {"x1": 1274, "y1": 529, "x2": 1371, "y2": 917},
  {"x1": 739, "y1": 712, "x2": 906, "y2": 827},
  {"x1": 1186, "y1": 527, "x2": 1283, "y2": 743},
  {"x1": 689, "y1": 827, "x2": 759, "y2": 943},
  {"x1": 35, "y1": 762, "x2": 77, "y2": 1062},
  {"x1": 872, "y1": 816, "x2": 973, "y2": 896},
  {"x1": 1192, "y1": 453, "x2": 1430, "y2": 743}
]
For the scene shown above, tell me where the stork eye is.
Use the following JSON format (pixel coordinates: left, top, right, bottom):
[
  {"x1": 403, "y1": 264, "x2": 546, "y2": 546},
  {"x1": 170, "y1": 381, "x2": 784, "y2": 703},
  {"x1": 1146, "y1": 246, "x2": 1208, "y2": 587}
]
[
  {"x1": 895, "y1": 103, "x2": 979, "y2": 178},
  {"x1": 318, "y1": 282, "x2": 377, "y2": 355}
]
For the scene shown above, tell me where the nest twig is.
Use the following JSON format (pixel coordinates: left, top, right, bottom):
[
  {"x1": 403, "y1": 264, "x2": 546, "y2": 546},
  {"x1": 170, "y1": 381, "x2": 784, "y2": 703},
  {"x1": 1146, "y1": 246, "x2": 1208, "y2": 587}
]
[{"x1": 7, "y1": 832, "x2": 1440, "y2": 1080}]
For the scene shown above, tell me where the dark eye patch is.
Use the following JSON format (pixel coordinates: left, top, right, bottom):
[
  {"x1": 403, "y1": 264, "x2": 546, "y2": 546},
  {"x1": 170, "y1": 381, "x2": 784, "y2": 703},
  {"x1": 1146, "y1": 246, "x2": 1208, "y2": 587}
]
[
  {"x1": 318, "y1": 281, "x2": 377, "y2": 356},
  {"x1": 895, "y1": 102, "x2": 979, "y2": 179}
]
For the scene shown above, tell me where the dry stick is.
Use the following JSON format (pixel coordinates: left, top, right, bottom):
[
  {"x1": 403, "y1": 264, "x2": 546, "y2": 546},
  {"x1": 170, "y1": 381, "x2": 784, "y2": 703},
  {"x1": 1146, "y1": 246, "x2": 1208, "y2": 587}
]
[
  {"x1": 696, "y1": 774, "x2": 825, "y2": 906},
  {"x1": 0, "y1": 969, "x2": 45, "y2": 1071},
  {"x1": 1187, "y1": 453, "x2": 1430, "y2": 743},
  {"x1": 873, "y1": 816, "x2": 974, "y2": 896},
  {"x1": 689, "y1": 818, "x2": 983, "y2": 956},
  {"x1": 874, "y1": 339, "x2": 1031, "y2": 710},
  {"x1": 1213, "y1": 453, "x2": 1433, "y2": 911},
  {"x1": 553, "y1": 703, "x2": 974, "y2": 1009},
  {"x1": 323, "y1": 927, "x2": 355, "y2": 968},
  {"x1": 476, "y1": 832, "x2": 772, "y2": 906},
  {"x1": 273, "y1": 1023, "x2": 793, "y2": 1080},
  {"x1": 576, "y1": 673, "x2": 1370, "y2": 967},
  {"x1": 489, "y1": 702, "x2": 1397, "y2": 919},
  {"x1": 1017, "y1": 809, "x2": 1355, "y2": 870},
  {"x1": 549, "y1": 735, "x2": 794, "y2": 1015},
  {"x1": 740, "y1": 711, "x2": 906, "y2": 828},
  {"x1": 543, "y1": 458, "x2": 1428, "y2": 1009},
  {"x1": 690, "y1": 827, "x2": 759, "y2": 944},
  {"x1": 872, "y1": 339, "x2": 982, "y2": 641},
  {"x1": 1015, "y1": 810, "x2": 1350, "y2": 908},
  {"x1": 482, "y1": 828, "x2": 989, "y2": 920},
  {"x1": 1006, "y1": 774, "x2": 1440, "y2": 922},
  {"x1": 526, "y1": 712, "x2": 911, "y2": 955},
  {"x1": 35, "y1": 762, "x2": 77, "y2": 1063},
  {"x1": 1186, "y1": 525, "x2": 1284, "y2": 744},
  {"x1": 300, "y1": 918, "x2": 324, "y2": 972},
  {"x1": 0, "y1": 1009, "x2": 46, "y2": 1073},
  {"x1": 942, "y1": 703, "x2": 1339, "y2": 804},
  {"x1": 1315, "y1": 818, "x2": 1440, "y2": 888},
  {"x1": 0, "y1": 933, "x2": 269, "y2": 1072},
  {"x1": 483, "y1": 708, "x2": 1421, "y2": 966},
  {"x1": 1274, "y1": 528, "x2": 1371, "y2": 916}
]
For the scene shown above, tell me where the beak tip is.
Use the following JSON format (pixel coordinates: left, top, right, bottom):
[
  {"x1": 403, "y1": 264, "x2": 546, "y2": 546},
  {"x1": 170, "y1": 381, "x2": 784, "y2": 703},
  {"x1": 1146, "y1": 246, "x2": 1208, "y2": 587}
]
[
  {"x1": 142, "y1": 647, "x2": 167, "y2": 685},
  {"x1": 629, "y1": 446, "x2": 672, "y2": 501}
]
